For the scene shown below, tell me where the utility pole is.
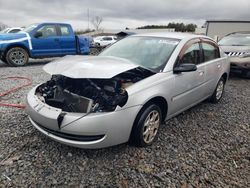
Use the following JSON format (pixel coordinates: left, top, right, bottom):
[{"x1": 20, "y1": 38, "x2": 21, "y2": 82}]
[{"x1": 87, "y1": 8, "x2": 89, "y2": 31}]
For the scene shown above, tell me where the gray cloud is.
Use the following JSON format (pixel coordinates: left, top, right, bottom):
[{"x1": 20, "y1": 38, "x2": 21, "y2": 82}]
[{"x1": 0, "y1": 0, "x2": 249, "y2": 29}]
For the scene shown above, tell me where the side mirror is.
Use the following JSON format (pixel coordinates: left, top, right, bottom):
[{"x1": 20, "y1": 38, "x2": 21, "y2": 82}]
[
  {"x1": 34, "y1": 31, "x2": 42, "y2": 38},
  {"x1": 173, "y1": 63, "x2": 197, "y2": 74}
]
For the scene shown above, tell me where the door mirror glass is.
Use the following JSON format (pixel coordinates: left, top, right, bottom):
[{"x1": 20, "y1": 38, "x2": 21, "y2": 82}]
[
  {"x1": 173, "y1": 63, "x2": 197, "y2": 73},
  {"x1": 34, "y1": 31, "x2": 43, "y2": 38}
]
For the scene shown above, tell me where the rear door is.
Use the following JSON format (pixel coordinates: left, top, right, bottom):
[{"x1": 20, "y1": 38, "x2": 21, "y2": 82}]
[
  {"x1": 200, "y1": 39, "x2": 222, "y2": 96},
  {"x1": 32, "y1": 24, "x2": 62, "y2": 57},
  {"x1": 171, "y1": 39, "x2": 206, "y2": 114},
  {"x1": 57, "y1": 25, "x2": 76, "y2": 55}
]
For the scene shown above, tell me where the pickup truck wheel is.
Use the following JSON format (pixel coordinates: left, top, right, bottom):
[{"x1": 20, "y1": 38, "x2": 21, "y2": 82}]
[
  {"x1": 1, "y1": 58, "x2": 8, "y2": 64},
  {"x1": 6, "y1": 47, "x2": 29, "y2": 67},
  {"x1": 130, "y1": 104, "x2": 162, "y2": 147}
]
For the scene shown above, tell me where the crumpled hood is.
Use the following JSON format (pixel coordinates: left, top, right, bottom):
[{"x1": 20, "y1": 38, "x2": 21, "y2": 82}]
[
  {"x1": 43, "y1": 55, "x2": 139, "y2": 79},
  {"x1": 0, "y1": 33, "x2": 27, "y2": 41}
]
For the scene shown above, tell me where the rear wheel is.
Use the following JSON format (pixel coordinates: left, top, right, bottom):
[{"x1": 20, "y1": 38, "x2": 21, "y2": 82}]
[
  {"x1": 6, "y1": 47, "x2": 29, "y2": 67},
  {"x1": 209, "y1": 77, "x2": 225, "y2": 103},
  {"x1": 130, "y1": 104, "x2": 162, "y2": 147}
]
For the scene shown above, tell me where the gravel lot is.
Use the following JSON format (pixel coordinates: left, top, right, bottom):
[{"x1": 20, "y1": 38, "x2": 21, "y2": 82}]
[{"x1": 0, "y1": 60, "x2": 249, "y2": 187}]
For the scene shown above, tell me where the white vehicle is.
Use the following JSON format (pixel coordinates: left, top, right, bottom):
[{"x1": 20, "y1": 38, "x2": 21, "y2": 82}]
[
  {"x1": 0, "y1": 27, "x2": 23, "y2": 34},
  {"x1": 93, "y1": 36, "x2": 117, "y2": 47}
]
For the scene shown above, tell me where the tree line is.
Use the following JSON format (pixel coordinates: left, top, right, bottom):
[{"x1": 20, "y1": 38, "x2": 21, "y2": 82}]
[{"x1": 137, "y1": 22, "x2": 197, "y2": 32}]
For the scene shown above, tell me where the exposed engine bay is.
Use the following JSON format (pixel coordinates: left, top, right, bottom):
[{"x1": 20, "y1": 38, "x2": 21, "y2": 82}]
[{"x1": 35, "y1": 67, "x2": 154, "y2": 113}]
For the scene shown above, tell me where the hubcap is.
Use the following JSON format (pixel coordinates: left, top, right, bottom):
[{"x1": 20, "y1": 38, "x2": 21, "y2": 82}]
[
  {"x1": 142, "y1": 110, "x2": 160, "y2": 144},
  {"x1": 216, "y1": 80, "x2": 224, "y2": 100},
  {"x1": 10, "y1": 50, "x2": 26, "y2": 65}
]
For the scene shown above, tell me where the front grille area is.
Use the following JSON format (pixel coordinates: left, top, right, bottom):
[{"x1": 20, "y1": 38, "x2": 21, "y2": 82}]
[
  {"x1": 34, "y1": 120, "x2": 105, "y2": 142},
  {"x1": 225, "y1": 52, "x2": 246, "y2": 56}
]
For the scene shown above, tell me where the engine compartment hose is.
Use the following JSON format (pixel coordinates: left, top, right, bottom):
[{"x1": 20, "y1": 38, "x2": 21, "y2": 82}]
[{"x1": 0, "y1": 76, "x2": 32, "y2": 109}]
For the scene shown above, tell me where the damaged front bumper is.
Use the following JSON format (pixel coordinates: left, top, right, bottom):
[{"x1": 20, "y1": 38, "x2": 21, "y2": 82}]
[{"x1": 26, "y1": 86, "x2": 141, "y2": 149}]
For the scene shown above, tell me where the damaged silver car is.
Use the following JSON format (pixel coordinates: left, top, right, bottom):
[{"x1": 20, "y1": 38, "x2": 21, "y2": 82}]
[{"x1": 26, "y1": 33, "x2": 230, "y2": 149}]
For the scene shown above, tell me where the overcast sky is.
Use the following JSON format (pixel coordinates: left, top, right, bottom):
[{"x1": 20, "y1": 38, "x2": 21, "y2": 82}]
[{"x1": 0, "y1": 0, "x2": 249, "y2": 30}]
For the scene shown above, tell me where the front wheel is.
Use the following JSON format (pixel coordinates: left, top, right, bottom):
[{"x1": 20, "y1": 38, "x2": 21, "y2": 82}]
[
  {"x1": 209, "y1": 77, "x2": 225, "y2": 103},
  {"x1": 130, "y1": 104, "x2": 162, "y2": 147},
  {"x1": 6, "y1": 47, "x2": 29, "y2": 67}
]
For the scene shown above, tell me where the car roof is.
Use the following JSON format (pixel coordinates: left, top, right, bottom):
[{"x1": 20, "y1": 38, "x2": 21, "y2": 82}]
[
  {"x1": 39, "y1": 22, "x2": 71, "y2": 26},
  {"x1": 132, "y1": 32, "x2": 208, "y2": 40},
  {"x1": 226, "y1": 32, "x2": 250, "y2": 36},
  {"x1": 9, "y1": 27, "x2": 22, "y2": 30}
]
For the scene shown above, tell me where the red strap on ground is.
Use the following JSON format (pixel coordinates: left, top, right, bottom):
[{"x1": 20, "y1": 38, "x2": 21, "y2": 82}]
[{"x1": 0, "y1": 76, "x2": 32, "y2": 109}]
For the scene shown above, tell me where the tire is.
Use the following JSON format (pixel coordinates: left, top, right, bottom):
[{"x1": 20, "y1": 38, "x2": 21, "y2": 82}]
[
  {"x1": 130, "y1": 104, "x2": 162, "y2": 147},
  {"x1": 209, "y1": 77, "x2": 225, "y2": 103},
  {"x1": 6, "y1": 47, "x2": 29, "y2": 67}
]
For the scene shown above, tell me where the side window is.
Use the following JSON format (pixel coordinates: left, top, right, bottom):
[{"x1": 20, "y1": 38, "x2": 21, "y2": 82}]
[
  {"x1": 9, "y1": 29, "x2": 21, "y2": 33},
  {"x1": 36, "y1": 25, "x2": 57, "y2": 38},
  {"x1": 60, "y1": 26, "x2": 70, "y2": 36},
  {"x1": 179, "y1": 43, "x2": 200, "y2": 65},
  {"x1": 202, "y1": 42, "x2": 220, "y2": 62},
  {"x1": 103, "y1": 37, "x2": 112, "y2": 41}
]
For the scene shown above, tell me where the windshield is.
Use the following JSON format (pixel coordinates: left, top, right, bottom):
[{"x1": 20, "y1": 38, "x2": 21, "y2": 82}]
[
  {"x1": 218, "y1": 35, "x2": 250, "y2": 46},
  {"x1": 22, "y1": 24, "x2": 38, "y2": 33},
  {"x1": 0, "y1": 28, "x2": 9, "y2": 33},
  {"x1": 99, "y1": 36, "x2": 179, "y2": 72}
]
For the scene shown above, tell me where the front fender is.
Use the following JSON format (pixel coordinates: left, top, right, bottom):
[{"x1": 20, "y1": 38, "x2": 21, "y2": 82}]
[{"x1": 116, "y1": 72, "x2": 174, "y2": 114}]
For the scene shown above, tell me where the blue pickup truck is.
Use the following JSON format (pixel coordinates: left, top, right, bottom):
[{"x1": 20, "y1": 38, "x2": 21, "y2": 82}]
[{"x1": 0, "y1": 23, "x2": 90, "y2": 66}]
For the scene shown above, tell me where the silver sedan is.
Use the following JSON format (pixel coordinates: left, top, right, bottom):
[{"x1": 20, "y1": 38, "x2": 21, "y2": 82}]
[{"x1": 26, "y1": 33, "x2": 230, "y2": 149}]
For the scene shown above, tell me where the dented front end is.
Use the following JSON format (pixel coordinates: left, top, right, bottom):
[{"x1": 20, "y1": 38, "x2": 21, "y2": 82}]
[
  {"x1": 26, "y1": 65, "x2": 154, "y2": 148},
  {"x1": 35, "y1": 66, "x2": 153, "y2": 113}
]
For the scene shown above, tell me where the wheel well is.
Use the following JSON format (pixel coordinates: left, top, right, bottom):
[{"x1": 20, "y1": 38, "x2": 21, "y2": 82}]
[
  {"x1": 141, "y1": 96, "x2": 168, "y2": 121},
  {"x1": 222, "y1": 73, "x2": 228, "y2": 83},
  {"x1": 4, "y1": 45, "x2": 30, "y2": 58},
  {"x1": 129, "y1": 96, "x2": 168, "y2": 143}
]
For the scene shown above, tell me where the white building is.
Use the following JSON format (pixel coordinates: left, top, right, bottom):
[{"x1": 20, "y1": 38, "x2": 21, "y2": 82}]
[{"x1": 205, "y1": 20, "x2": 250, "y2": 41}]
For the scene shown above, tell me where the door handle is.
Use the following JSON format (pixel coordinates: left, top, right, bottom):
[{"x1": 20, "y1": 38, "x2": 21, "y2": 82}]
[
  {"x1": 217, "y1": 64, "x2": 221, "y2": 69},
  {"x1": 198, "y1": 70, "x2": 204, "y2": 76},
  {"x1": 54, "y1": 38, "x2": 59, "y2": 42}
]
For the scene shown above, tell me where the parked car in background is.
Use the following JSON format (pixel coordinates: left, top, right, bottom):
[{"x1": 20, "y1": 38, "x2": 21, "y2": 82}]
[
  {"x1": 93, "y1": 36, "x2": 117, "y2": 47},
  {"x1": 0, "y1": 27, "x2": 23, "y2": 34},
  {"x1": 219, "y1": 32, "x2": 250, "y2": 77},
  {"x1": 26, "y1": 33, "x2": 230, "y2": 149},
  {"x1": 0, "y1": 23, "x2": 90, "y2": 66}
]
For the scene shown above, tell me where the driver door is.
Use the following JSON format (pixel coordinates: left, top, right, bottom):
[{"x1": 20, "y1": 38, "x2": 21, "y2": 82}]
[
  {"x1": 32, "y1": 24, "x2": 62, "y2": 57},
  {"x1": 170, "y1": 39, "x2": 206, "y2": 114}
]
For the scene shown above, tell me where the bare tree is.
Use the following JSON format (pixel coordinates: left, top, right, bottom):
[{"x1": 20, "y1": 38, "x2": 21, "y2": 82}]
[
  {"x1": 0, "y1": 22, "x2": 8, "y2": 31},
  {"x1": 91, "y1": 16, "x2": 103, "y2": 31}
]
